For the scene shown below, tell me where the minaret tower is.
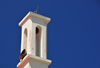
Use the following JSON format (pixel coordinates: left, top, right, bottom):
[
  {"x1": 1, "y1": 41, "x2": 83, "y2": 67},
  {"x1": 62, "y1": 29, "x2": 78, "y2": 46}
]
[{"x1": 17, "y1": 11, "x2": 51, "y2": 68}]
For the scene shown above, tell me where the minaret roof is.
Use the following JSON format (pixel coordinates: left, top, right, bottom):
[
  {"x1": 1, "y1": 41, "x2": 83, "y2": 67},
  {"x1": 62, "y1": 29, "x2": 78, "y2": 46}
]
[{"x1": 19, "y1": 11, "x2": 51, "y2": 26}]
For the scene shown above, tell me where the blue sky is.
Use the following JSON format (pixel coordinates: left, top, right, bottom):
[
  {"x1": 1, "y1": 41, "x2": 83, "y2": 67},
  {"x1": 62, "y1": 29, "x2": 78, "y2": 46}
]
[{"x1": 0, "y1": 0, "x2": 100, "y2": 68}]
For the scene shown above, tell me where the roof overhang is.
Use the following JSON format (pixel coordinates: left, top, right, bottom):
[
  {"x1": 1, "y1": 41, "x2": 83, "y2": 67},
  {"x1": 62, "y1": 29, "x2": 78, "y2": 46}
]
[
  {"x1": 19, "y1": 11, "x2": 51, "y2": 26},
  {"x1": 17, "y1": 54, "x2": 51, "y2": 68}
]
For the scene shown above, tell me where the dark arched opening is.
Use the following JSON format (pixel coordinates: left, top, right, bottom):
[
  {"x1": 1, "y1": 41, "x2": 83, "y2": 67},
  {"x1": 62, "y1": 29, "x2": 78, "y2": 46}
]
[{"x1": 36, "y1": 26, "x2": 42, "y2": 57}]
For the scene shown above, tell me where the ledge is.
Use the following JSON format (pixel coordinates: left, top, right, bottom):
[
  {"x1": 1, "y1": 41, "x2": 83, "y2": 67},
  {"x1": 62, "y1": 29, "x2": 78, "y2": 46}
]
[
  {"x1": 19, "y1": 11, "x2": 51, "y2": 26},
  {"x1": 17, "y1": 54, "x2": 52, "y2": 68}
]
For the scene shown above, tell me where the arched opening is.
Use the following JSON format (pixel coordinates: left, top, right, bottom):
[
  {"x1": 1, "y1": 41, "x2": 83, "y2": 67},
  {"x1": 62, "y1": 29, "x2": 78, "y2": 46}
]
[
  {"x1": 36, "y1": 26, "x2": 42, "y2": 57},
  {"x1": 23, "y1": 28, "x2": 27, "y2": 53}
]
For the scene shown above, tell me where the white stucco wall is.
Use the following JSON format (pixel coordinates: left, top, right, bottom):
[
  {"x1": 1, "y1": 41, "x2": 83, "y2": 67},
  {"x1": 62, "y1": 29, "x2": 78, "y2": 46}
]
[
  {"x1": 21, "y1": 16, "x2": 47, "y2": 59},
  {"x1": 31, "y1": 17, "x2": 47, "y2": 59},
  {"x1": 23, "y1": 59, "x2": 48, "y2": 68},
  {"x1": 21, "y1": 18, "x2": 33, "y2": 55}
]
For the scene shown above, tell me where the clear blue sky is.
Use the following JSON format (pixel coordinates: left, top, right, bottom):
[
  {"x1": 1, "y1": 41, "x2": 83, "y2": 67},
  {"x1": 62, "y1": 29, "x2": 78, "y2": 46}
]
[{"x1": 0, "y1": 0, "x2": 100, "y2": 68}]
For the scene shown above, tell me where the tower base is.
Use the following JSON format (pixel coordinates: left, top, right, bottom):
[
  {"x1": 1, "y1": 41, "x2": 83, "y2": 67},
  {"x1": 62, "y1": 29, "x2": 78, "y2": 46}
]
[{"x1": 17, "y1": 54, "x2": 51, "y2": 68}]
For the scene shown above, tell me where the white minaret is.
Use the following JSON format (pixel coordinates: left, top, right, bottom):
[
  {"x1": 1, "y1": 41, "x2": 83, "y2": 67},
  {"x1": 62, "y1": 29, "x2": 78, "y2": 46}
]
[{"x1": 17, "y1": 11, "x2": 51, "y2": 68}]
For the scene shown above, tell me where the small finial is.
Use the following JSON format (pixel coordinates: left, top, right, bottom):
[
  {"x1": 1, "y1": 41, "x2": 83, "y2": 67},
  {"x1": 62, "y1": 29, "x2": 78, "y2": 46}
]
[{"x1": 34, "y1": 6, "x2": 39, "y2": 13}]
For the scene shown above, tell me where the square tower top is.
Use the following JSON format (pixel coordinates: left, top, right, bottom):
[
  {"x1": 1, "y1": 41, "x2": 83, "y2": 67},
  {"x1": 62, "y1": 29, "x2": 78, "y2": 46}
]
[
  {"x1": 19, "y1": 11, "x2": 51, "y2": 26},
  {"x1": 17, "y1": 11, "x2": 52, "y2": 68}
]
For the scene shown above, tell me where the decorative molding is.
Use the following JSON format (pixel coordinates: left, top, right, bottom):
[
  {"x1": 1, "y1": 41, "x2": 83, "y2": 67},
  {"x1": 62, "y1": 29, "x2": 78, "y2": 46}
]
[{"x1": 17, "y1": 54, "x2": 51, "y2": 68}]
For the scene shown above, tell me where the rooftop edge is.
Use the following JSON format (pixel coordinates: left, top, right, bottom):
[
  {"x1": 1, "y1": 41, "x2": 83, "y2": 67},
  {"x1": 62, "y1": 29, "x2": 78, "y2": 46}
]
[{"x1": 19, "y1": 11, "x2": 51, "y2": 26}]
